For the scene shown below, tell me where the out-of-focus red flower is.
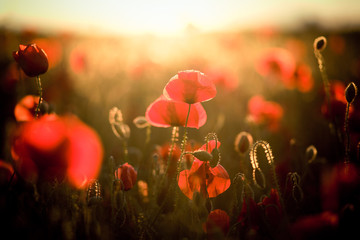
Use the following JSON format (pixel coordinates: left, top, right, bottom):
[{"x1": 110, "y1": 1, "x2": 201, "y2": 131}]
[
  {"x1": 290, "y1": 211, "x2": 338, "y2": 240},
  {"x1": 321, "y1": 163, "x2": 359, "y2": 212},
  {"x1": 259, "y1": 188, "x2": 283, "y2": 226},
  {"x1": 13, "y1": 44, "x2": 49, "y2": 77},
  {"x1": 293, "y1": 63, "x2": 314, "y2": 92},
  {"x1": 69, "y1": 46, "x2": 87, "y2": 74},
  {"x1": 178, "y1": 140, "x2": 230, "y2": 199},
  {"x1": 238, "y1": 197, "x2": 261, "y2": 230},
  {"x1": 256, "y1": 48, "x2": 296, "y2": 88},
  {"x1": 33, "y1": 38, "x2": 62, "y2": 69},
  {"x1": 321, "y1": 81, "x2": 353, "y2": 120},
  {"x1": 145, "y1": 95, "x2": 207, "y2": 129},
  {"x1": 163, "y1": 70, "x2": 217, "y2": 104},
  {"x1": 203, "y1": 209, "x2": 230, "y2": 237},
  {"x1": 155, "y1": 143, "x2": 181, "y2": 178},
  {"x1": 11, "y1": 114, "x2": 103, "y2": 188},
  {"x1": 247, "y1": 95, "x2": 283, "y2": 131},
  {"x1": 114, "y1": 162, "x2": 137, "y2": 191},
  {"x1": 14, "y1": 95, "x2": 39, "y2": 122},
  {"x1": 205, "y1": 67, "x2": 239, "y2": 91},
  {"x1": 0, "y1": 160, "x2": 16, "y2": 186}
]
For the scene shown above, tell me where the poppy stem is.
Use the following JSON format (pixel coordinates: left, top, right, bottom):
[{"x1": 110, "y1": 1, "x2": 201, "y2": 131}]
[
  {"x1": 35, "y1": 75, "x2": 43, "y2": 119},
  {"x1": 344, "y1": 102, "x2": 350, "y2": 164}
]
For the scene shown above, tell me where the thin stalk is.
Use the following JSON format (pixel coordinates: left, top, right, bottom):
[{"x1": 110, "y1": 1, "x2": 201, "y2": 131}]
[
  {"x1": 35, "y1": 75, "x2": 43, "y2": 119},
  {"x1": 344, "y1": 103, "x2": 350, "y2": 163}
]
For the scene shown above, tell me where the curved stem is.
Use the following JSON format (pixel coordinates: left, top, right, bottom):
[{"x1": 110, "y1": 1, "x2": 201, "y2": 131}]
[{"x1": 35, "y1": 75, "x2": 43, "y2": 119}]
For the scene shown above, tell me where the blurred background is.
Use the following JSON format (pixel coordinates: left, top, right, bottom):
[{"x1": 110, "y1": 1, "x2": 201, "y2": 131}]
[{"x1": 1, "y1": 0, "x2": 360, "y2": 176}]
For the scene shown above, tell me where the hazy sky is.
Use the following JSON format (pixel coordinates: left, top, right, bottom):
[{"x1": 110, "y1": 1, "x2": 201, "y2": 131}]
[{"x1": 1, "y1": 0, "x2": 360, "y2": 35}]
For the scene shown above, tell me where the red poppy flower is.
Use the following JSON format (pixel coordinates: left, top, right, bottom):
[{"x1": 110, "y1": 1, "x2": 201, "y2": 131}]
[
  {"x1": 13, "y1": 44, "x2": 49, "y2": 77},
  {"x1": 114, "y1": 162, "x2": 137, "y2": 191},
  {"x1": 14, "y1": 95, "x2": 40, "y2": 122},
  {"x1": 205, "y1": 67, "x2": 239, "y2": 91},
  {"x1": 290, "y1": 211, "x2": 338, "y2": 240},
  {"x1": 155, "y1": 142, "x2": 181, "y2": 178},
  {"x1": 321, "y1": 81, "x2": 353, "y2": 120},
  {"x1": 293, "y1": 63, "x2": 314, "y2": 92},
  {"x1": 203, "y1": 209, "x2": 230, "y2": 237},
  {"x1": 256, "y1": 48, "x2": 296, "y2": 88},
  {"x1": 178, "y1": 140, "x2": 230, "y2": 199},
  {"x1": 163, "y1": 70, "x2": 217, "y2": 104},
  {"x1": 238, "y1": 196, "x2": 261, "y2": 230},
  {"x1": 32, "y1": 38, "x2": 62, "y2": 69},
  {"x1": 247, "y1": 95, "x2": 283, "y2": 131},
  {"x1": 11, "y1": 114, "x2": 103, "y2": 188},
  {"x1": 145, "y1": 95, "x2": 207, "y2": 129},
  {"x1": 259, "y1": 188, "x2": 283, "y2": 226}
]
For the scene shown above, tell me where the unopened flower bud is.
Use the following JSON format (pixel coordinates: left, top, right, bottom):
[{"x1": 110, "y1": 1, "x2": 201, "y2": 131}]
[
  {"x1": 133, "y1": 116, "x2": 150, "y2": 128},
  {"x1": 305, "y1": 145, "x2": 317, "y2": 164},
  {"x1": 314, "y1": 36, "x2": 327, "y2": 52},
  {"x1": 345, "y1": 82, "x2": 357, "y2": 104},
  {"x1": 192, "y1": 150, "x2": 213, "y2": 162},
  {"x1": 86, "y1": 179, "x2": 103, "y2": 206},
  {"x1": 234, "y1": 131, "x2": 253, "y2": 156},
  {"x1": 13, "y1": 44, "x2": 49, "y2": 77}
]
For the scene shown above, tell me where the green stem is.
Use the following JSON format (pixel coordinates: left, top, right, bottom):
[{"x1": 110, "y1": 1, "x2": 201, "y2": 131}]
[
  {"x1": 177, "y1": 104, "x2": 191, "y2": 176},
  {"x1": 35, "y1": 75, "x2": 43, "y2": 119}
]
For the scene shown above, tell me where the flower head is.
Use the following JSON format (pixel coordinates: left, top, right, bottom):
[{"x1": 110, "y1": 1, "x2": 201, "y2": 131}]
[
  {"x1": 247, "y1": 95, "x2": 283, "y2": 132},
  {"x1": 145, "y1": 95, "x2": 207, "y2": 129},
  {"x1": 13, "y1": 44, "x2": 49, "y2": 77},
  {"x1": 163, "y1": 70, "x2": 216, "y2": 104},
  {"x1": 178, "y1": 140, "x2": 230, "y2": 199},
  {"x1": 114, "y1": 162, "x2": 137, "y2": 191},
  {"x1": 203, "y1": 209, "x2": 230, "y2": 238},
  {"x1": 11, "y1": 114, "x2": 103, "y2": 188}
]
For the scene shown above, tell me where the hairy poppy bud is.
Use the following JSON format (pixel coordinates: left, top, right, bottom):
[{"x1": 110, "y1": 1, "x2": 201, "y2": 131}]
[
  {"x1": 86, "y1": 179, "x2": 103, "y2": 206},
  {"x1": 313, "y1": 36, "x2": 327, "y2": 52},
  {"x1": 234, "y1": 131, "x2": 253, "y2": 155},
  {"x1": 13, "y1": 44, "x2": 49, "y2": 77},
  {"x1": 192, "y1": 150, "x2": 213, "y2": 162},
  {"x1": 345, "y1": 82, "x2": 357, "y2": 104}
]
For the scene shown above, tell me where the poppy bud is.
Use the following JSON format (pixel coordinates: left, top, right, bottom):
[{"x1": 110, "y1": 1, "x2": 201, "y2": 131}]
[
  {"x1": 234, "y1": 131, "x2": 253, "y2": 155},
  {"x1": 13, "y1": 44, "x2": 49, "y2": 77},
  {"x1": 345, "y1": 82, "x2": 357, "y2": 104},
  {"x1": 114, "y1": 163, "x2": 137, "y2": 191},
  {"x1": 313, "y1": 36, "x2": 327, "y2": 52},
  {"x1": 192, "y1": 150, "x2": 213, "y2": 162},
  {"x1": 210, "y1": 148, "x2": 220, "y2": 168},
  {"x1": 305, "y1": 145, "x2": 317, "y2": 164},
  {"x1": 133, "y1": 116, "x2": 150, "y2": 128},
  {"x1": 86, "y1": 179, "x2": 103, "y2": 206}
]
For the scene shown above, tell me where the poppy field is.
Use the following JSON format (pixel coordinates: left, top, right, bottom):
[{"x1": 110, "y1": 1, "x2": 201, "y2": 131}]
[{"x1": 1, "y1": 25, "x2": 360, "y2": 240}]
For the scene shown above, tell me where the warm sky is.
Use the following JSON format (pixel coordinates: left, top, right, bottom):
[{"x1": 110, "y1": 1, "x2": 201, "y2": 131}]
[{"x1": 1, "y1": 0, "x2": 360, "y2": 35}]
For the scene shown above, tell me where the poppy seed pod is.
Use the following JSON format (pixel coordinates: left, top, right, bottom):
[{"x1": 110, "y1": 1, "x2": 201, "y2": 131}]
[
  {"x1": 345, "y1": 82, "x2": 357, "y2": 104},
  {"x1": 13, "y1": 44, "x2": 49, "y2": 77},
  {"x1": 313, "y1": 36, "x2": 327, "y2": 52}
]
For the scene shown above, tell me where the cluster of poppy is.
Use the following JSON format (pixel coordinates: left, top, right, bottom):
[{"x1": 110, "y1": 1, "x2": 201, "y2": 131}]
[{"x1": 9, "y1": 44, "x2": 104, "y2": 189}]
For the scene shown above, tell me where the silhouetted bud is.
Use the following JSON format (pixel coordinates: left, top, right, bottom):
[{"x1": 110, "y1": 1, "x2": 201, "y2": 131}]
[
  {"x1": 234, "y1": 131, "x2": 253, "y2": 156},
  {"x1": 314, "y1": 36, "x2": 327, "y2": 52},
  {"x1": 345, "y1": 82, "x2": 357, "y2": 104}
]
